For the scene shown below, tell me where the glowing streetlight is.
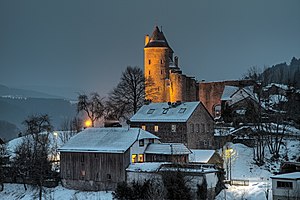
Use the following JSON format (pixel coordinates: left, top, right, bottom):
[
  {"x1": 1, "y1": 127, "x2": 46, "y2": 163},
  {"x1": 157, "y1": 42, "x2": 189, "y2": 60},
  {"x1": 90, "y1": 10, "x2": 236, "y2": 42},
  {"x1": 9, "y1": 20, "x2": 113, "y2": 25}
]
[{"x1": 84, "y1": 119, "x2": 92, "y2": 128}]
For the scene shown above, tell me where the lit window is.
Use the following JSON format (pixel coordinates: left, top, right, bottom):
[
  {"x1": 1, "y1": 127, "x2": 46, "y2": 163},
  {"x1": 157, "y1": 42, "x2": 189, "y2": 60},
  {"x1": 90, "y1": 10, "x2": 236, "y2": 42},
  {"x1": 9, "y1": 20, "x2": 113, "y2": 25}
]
[
  {"x1": 131, "y1": 154, "x2": 137, "y2": 163},
  {"x1": 139, "y1": 139, "x2": 144, "y2": 147},
  {"x1": 138, "y1": 154, "x2": 144, "y2": 163},
  {"x1": 171, "y1": 124, "x2": 176, "y2": 132},
  {"x1": 154, "y1": 125, "x2": 159, "y2": 132},
  {"x1": 147, "y1": 109, "x2": 155, "y2": 114},
  {"x1": 141, "y1": 125, "x2": 146, "y2": 130},
  {"x1": 190, "y1": 124, "x2": 194, "y2": 133},
  {"x1": 178, "y1": 108, "x2": 186, "y2": 113},
  {"x1": 162, "y1": 108, "x2": 168, "y2": 114}
]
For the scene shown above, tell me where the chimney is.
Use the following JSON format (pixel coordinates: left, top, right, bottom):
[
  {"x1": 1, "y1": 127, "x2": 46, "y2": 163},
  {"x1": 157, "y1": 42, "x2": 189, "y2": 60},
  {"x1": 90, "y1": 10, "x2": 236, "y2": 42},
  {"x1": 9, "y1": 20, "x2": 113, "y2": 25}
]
[
  {"x1": 145, "y1": 35, "x2": 150, "y2": 46},
  {"x1": 174, "y1": 56, "x2": 179, "y2": 67}
]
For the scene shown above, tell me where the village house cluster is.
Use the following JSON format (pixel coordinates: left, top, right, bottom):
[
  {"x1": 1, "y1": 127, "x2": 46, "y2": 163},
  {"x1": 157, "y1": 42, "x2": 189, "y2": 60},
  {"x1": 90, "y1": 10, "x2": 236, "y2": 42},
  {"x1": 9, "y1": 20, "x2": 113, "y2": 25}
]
[{"x1": 56, "y1": 26, "x2": 300, "y2": 199}]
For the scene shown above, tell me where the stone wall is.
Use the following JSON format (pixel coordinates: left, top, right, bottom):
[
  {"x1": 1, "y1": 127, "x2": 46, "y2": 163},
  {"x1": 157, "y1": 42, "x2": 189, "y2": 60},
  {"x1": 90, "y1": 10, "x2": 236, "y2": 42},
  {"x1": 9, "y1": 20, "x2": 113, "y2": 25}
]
[{"x1": 199, "y1": 80, "x2": 257, "y2": 117}]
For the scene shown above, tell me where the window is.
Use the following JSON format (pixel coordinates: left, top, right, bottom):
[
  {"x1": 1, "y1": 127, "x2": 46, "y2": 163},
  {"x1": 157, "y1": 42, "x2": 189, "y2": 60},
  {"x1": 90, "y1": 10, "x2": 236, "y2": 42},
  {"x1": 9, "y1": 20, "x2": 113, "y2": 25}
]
[
  {"x1": 196, "y1": 124, "x2": 200, "y2": 133},
  {"x1": 207, "y1": 124, "x2": 211, "y2": 132},
  {"x1": 131, "y1": 154, "x2": 137, "y2": 163},
  {"x1": 201, "y1": 123, "x2": 205, "y2": 133},
  {"x1": 149, "y1": 70, "x2": 151, "y2": 75},
  {"x1": 178, "y1": 108, "x2": 186, "y2": 113},
  {"x1": 149, "y1": 138, "x2": 154, "y2": 144},
  {"x1": 139, "y1": 139, "x2": 144, "y2": 147},
  {"x1": 161, "y1": 70, "x2": 163, "y2": 74},
  {"x1": 141, "y1": 125, "x2": 146, "y2": 130},
  {"x1": 138, "y1": 154, "x2": 144, "y2": 163},
  {"x1": 80, "y1": 155, "x2": 84, "y2": 162},
  {"x1": 190, "y1": 124, "x2": 194, "y2": 133},
  {"x1": 171, "y1": 124, "x2": 176, "y2": 132},
  {"x1": 149, "y1": 60, "x2": 151, "y2": 65},
  {"x1": 162, "y1": 108, "x2": 168, "y2": 114},
  {"x1": 107, "y1": 174, "x2": 112, "y2": 180},
  {"x1": 154, "y1": 125, "x2": 159, "y2": 132},
  {"x1": 147, "y1": 109, "x2": 155, "y2": 114},
  {"x1": 161, "y1": 60, "x2": 163, "y2": 64},
  {"x1": 157, "y1": 87, "x2": 160, "y2": 91},
  {"x1": 277, "y1": 181, "x2": 293, "y2": 189},
  {"x1": 80, "y1": 170, "x2": 86, "y2": 176}
]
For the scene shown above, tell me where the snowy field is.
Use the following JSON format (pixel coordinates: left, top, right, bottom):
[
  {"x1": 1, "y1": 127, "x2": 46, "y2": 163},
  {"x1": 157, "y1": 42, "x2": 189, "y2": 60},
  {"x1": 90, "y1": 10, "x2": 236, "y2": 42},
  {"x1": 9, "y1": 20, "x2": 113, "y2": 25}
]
[
  {"x1": 0, "y1": 184, "x2": 113, "y2": 200},
  {"x1": 216, "y1": 139, "x2": 300, "y2": 200}
]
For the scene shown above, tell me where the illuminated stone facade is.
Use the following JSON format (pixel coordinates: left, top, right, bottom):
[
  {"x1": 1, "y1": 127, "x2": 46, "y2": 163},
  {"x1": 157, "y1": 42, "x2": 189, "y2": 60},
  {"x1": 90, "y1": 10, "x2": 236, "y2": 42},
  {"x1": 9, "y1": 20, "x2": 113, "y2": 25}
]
[{"x1": 144, "y1": 26, "x2": 198, "y2": 103}]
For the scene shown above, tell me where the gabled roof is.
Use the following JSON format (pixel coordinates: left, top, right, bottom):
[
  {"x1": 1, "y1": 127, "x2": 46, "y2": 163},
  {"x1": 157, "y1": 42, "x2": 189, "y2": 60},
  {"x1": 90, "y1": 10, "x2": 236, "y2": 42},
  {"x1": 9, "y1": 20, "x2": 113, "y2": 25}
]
[
  {"x1": 145, "y1": 143, "x2": 191, "y2": 155},
  {"x1": 130, "y1": 102, "x2": 200, "y2": 122},
  {"x1": 189, "y1": 149, "x2": 216, "y2": 163},
  {"x1": 59, "y1": 128, "x2": 158, "y2": 153},
  {"x1": 271, "y1": 172, "x2": 300, "y2": 180},
  {"x1": 221, "y1": 86, "x2": 258, "y2": 106}
]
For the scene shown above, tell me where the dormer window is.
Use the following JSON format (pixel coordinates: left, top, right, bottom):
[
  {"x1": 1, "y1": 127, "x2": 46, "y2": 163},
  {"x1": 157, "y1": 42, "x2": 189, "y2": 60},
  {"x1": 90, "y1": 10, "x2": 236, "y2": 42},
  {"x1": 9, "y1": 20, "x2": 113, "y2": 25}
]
[
  {"x1": 162, "y1": 108, "x2": 168, "y2": 114},
  {"x1": 147, "y1": 109, "x2": 155, "y2": 114},
  {"x1": 139, "y1": 139, "x2": 144, "y2": 147},
  {"x1": 178, "y1": 108, "x2": 186, "y2": 113}
]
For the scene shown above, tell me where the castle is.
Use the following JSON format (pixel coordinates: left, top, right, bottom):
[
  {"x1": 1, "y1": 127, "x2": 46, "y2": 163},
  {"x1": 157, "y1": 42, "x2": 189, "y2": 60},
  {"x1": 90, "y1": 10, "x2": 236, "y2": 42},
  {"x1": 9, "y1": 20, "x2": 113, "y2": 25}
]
[
  {"x1": 144, "y1": 26, "x2": 256, "y2": 118},
  {"x1": 144, "y1": 26, "x2": 198, "y2": 103}
]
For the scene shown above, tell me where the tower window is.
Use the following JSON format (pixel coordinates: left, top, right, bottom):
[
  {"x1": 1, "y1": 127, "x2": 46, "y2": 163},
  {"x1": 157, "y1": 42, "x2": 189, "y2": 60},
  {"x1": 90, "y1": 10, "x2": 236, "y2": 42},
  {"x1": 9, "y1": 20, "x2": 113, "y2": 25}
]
[
  {"x1": 161, "y1": 70, "x2": 163, "y2": 74},
  {"x1": 161, "y1": 60, "x2": 163, "y2": 64},
  {"x1": 149, "y1": 60, "x2": 151, "y2": 65},
  {"x1": 149, "y1": 70, "x2": 151, "y2": 75}
]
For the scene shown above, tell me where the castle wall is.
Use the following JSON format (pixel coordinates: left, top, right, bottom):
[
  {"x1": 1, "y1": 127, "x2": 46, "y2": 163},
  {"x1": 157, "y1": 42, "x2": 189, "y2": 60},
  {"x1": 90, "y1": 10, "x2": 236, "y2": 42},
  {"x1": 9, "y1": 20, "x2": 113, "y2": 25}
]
[
  {"x1": 170, "y1": 72, "x2": 184, "y2": 102},
  {"x1": 199, "y1": 80, "x2": 257, "y2": 117}
]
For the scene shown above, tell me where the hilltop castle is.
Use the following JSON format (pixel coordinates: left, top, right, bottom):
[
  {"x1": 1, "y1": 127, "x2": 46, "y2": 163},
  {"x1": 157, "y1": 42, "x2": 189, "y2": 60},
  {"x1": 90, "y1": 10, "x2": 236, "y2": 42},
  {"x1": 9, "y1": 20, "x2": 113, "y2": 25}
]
[
  {"x1": 144, "y1": 26, "x2": 198, "y2": 103},
  {"x1": 144, "y1": 26, "x2": 256, "y2": 118}
]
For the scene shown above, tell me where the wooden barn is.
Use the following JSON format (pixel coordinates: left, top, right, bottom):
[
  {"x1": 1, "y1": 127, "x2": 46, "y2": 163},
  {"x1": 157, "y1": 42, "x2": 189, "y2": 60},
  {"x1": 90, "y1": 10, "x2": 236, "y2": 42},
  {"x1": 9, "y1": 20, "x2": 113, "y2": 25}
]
[{"x1": 59, "y1": 127, "x2": 159, "y2": 191}]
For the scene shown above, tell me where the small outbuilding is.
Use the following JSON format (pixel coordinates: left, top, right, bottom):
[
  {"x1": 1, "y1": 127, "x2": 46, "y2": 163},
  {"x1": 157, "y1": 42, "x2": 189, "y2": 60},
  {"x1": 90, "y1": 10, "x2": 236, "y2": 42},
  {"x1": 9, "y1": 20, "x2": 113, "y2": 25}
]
[{"x1": 271, "y1": 172, "x2": 300, "y2": 200}]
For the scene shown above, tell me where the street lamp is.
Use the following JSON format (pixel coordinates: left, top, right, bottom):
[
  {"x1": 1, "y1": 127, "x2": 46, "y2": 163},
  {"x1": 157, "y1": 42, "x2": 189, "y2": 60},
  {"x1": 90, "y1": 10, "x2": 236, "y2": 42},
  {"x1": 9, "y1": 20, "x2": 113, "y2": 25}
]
[{"x1": 225, "y1": 147, "x2": 234, "y2": 181}]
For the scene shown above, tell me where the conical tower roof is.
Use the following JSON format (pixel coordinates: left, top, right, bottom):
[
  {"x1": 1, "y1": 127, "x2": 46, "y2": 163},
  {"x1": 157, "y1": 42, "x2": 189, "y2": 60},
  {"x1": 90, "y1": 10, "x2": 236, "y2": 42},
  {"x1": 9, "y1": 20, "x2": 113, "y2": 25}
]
[{"x1": 145, "y1": 26, "x2": 173, "y2": 52}]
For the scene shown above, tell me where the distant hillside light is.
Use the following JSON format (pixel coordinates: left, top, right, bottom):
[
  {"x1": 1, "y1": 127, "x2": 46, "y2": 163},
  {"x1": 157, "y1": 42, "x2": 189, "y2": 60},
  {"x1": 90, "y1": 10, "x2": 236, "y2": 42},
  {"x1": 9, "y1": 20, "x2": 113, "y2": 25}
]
[{"x1": 85, "y1": 119, "x2": 92, "y2": 128}]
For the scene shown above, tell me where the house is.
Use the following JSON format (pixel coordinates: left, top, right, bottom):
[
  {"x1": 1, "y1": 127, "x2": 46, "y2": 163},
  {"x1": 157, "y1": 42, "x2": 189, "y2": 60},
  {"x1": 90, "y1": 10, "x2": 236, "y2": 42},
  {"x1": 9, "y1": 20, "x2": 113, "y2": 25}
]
[
  {"x1": 126, "y1": 162, "x2": 220, "y2": 199},
  {"x1": 280, "y1": 162, "x2": 300, "y2": 173},
  {"x1": 59, "y1": 127, "x2": 160, "y2": 191},
  {"x1": 130, "y1": 101, "x2": 215, "y2": 149},
  {"x1": 59, "y1": 127, "x2": 191, "y2": 191},
  {"x1": 271, "y1": 172, "x2": 300, "y2": 200},
  {"x1": 221, "y1": 86, "x2": 259, "y2": 123},
  {"x1": 189, "y1": 149, "x2": 223, "y2": 168},
  {"x1": 145, "y1": 143, "x2": 191, "y2": 163}
]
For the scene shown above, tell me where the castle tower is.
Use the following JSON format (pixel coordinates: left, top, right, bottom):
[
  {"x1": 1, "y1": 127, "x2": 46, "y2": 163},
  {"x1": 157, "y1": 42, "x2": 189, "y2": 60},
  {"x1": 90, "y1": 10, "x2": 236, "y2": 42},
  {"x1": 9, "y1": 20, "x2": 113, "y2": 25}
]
[{"x1": 144, "y1": 26, "x2": 174, "y2": 102}]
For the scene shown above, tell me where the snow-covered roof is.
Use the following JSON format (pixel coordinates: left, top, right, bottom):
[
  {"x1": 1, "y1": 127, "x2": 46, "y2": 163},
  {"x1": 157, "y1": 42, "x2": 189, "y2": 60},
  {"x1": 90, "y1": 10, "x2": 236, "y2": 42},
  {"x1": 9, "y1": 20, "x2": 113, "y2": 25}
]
[
  {"x1": 271, "y1": 172, "x2": 300, "y2": 180},
  {"x1": 59, "y1": 128, "x2": 158, "y2": 153},
  {"x1": 130, "y1": 102, "x2": 200, "y2": 122},
  {"x1": 189, "y1": 149, "x2": 216, "y2": 163},
  {"x1": 221, "y1": 86, "x2": 239, "y2": 100},
  {"x1": 126, "y1": 162, "x2": 168, "y2": 172},
  {"x1": 265, "y1": 83, "x2": 290, "y2": 91},
  {"x1": 222, "y1": 86, "x2": 258, "y2": 106},
  {"x1": 145, "y1": 143, "x2": 191, "y2": 155}
]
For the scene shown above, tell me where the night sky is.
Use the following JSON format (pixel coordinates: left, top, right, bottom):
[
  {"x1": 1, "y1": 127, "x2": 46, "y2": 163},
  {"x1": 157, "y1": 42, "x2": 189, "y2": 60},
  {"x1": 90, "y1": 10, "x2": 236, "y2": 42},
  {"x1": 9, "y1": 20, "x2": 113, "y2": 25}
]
[{"x1": 1, "y1": 0, "x2": 299, "y2": 99}]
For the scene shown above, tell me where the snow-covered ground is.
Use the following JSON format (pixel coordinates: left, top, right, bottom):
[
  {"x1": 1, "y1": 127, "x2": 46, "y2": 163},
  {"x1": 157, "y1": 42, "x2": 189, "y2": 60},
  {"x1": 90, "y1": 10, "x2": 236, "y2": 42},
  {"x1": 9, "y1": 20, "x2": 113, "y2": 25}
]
[
  {"x1": 0, "y1": 184, "x2": 113, "y2": 200},
  {"x1": 216, "y1": 138, "x2": 300, "y2": 200}
]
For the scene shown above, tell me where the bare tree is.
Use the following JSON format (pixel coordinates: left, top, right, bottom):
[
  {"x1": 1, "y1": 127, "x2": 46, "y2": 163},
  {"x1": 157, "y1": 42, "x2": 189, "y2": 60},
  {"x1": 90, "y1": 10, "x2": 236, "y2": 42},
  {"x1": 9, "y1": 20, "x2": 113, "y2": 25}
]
[
  {"x1": 0, "y1": 142, "x2": 7, "y2": 191},
  {"x1": 242, "y1": 66, "x2": 261, "y2": 81},
  {"x1": 77, "y1": 93, "x2": 105, "y2": 127},
  {"x1": 13, "y1": 114, "x2": 53, "y2": 200},
  {"x1": 106, "y1": 66, "x2": 145, "y2": 120}
]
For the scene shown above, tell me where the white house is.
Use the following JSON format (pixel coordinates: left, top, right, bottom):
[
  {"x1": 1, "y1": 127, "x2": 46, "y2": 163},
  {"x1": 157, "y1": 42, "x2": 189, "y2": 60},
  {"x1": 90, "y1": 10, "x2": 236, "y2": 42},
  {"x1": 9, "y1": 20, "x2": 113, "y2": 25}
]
[{"x1": 271, "y1": 172, "x2": 300, "y2": 200}]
